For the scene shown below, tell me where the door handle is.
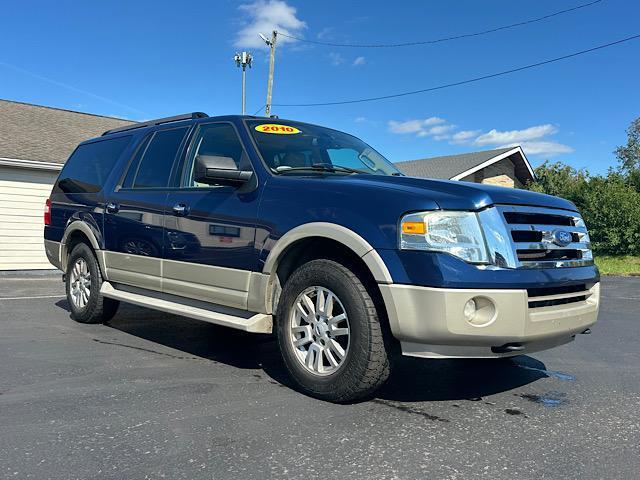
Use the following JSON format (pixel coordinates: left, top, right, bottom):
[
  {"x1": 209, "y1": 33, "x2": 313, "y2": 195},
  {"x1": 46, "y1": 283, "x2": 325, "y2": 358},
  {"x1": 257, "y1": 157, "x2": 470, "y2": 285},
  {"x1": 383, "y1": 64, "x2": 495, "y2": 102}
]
[
  {"x1": 106, "y1": 202, "x2": 120, "y2": 214},
  {"x1": 172, "y1": 203, "x2": 189, "y2": 216}
]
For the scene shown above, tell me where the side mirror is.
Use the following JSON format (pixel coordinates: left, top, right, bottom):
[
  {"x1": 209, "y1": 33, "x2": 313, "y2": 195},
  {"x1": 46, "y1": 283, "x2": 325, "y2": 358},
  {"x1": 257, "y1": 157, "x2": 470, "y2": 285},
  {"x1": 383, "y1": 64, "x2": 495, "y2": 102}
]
[{"x1": 194, "y1": 155, "x2": 253, "y2": 186}]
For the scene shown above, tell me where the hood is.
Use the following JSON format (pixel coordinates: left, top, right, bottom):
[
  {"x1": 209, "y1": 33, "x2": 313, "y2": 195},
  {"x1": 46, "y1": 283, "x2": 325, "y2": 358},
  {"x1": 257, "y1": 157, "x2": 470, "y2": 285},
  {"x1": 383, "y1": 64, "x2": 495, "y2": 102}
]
[{"x1": 337, "y1": 175, "x2": 577, "y2": 212}]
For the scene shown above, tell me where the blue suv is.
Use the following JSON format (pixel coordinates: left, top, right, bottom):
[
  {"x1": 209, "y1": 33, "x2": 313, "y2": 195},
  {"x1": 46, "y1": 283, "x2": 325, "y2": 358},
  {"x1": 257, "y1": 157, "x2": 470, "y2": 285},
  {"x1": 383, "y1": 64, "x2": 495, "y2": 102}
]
[{"x1": 44, "y1": 112, "x2": 599, "y2": 402}]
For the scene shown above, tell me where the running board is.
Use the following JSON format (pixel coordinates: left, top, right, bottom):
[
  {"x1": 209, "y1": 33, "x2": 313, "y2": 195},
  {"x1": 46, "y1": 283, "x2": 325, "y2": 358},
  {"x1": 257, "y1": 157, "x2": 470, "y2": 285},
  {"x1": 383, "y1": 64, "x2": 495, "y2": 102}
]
[{"x1": 100, "y1": 282, "x2": 272, "y2": 333}]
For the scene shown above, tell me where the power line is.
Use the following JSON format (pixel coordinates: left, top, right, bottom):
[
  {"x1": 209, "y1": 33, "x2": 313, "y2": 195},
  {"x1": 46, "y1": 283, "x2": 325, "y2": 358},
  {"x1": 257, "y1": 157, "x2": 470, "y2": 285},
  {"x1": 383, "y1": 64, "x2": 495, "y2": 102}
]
[
  {"x1": 252, "y1": 105, "x2": 266, "y2": 116},
  {"x1": 273, "y1": 33, "x2": 640, "y2": 107},
  {"x1": 279, "y1": 0, "x2": 604, "y2": 48}
]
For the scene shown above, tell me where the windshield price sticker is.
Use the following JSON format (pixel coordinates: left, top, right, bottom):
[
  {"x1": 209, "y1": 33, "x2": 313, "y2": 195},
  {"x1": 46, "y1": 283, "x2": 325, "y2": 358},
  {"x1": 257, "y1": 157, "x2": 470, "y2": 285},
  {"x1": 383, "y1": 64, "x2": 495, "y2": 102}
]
[{"x1": 255, "y1": 124, "x2": 301, "y2": 135}]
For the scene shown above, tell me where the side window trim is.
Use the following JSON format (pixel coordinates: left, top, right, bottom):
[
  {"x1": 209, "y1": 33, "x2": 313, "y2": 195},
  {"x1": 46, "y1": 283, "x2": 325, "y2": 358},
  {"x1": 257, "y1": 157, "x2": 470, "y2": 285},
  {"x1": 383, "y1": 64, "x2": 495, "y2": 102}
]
[
  {"x1": 116, "y1": 132, "x2": 154, "y2": 191},
  {"x1": 117, "y1": 126, "x2": 190, "y2": 191},
  {"x1": 178, "y1": 121, "x2": 253, "y2": 189}
]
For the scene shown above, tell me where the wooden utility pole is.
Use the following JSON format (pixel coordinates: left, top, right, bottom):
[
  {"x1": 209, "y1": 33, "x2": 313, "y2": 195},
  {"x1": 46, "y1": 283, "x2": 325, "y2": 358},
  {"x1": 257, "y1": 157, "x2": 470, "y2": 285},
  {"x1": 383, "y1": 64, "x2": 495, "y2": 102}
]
[{"x1": 264, "y1": 30, "x2": 277, "y2": 117}]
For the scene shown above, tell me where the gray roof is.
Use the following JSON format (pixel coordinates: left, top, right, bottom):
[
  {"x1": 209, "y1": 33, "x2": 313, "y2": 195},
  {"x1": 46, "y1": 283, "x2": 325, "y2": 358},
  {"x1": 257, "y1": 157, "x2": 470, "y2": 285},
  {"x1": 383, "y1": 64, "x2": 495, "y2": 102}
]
[
  {"x1": 395, "y1": 147, "x2": 516, "y2": 179},
  {"x1": 0, "y1": 99, "x2": 134, "y2": 164}
]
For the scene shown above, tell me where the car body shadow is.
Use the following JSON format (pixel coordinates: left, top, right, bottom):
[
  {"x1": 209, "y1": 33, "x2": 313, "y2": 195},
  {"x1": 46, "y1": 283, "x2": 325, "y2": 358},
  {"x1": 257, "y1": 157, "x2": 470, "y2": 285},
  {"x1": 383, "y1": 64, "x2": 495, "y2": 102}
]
[
  {"x1": 55, "y1": 300, "x2": 548, "y2": 402},
  {"x1": 376, "y1": 355, "x2": 548, "y2": 402}
]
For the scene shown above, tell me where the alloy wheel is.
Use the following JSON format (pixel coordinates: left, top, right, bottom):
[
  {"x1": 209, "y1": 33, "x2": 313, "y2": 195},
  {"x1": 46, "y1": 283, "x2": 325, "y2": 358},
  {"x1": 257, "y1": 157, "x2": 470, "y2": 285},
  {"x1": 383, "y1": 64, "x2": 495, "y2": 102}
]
[
  {"x1": 289, "y1": 286, "x2": 350, "y2": 376},
  {"x1": 69, "y1": 258, "x2": 91, "y2": 309}
]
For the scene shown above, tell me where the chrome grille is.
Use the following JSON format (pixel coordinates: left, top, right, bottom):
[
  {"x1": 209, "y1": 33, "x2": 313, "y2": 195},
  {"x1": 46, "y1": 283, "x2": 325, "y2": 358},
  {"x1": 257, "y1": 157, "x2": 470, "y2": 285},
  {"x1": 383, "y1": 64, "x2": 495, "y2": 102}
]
[{"x1": 478, "y1": 205, "x2": 594, "y2": 269}]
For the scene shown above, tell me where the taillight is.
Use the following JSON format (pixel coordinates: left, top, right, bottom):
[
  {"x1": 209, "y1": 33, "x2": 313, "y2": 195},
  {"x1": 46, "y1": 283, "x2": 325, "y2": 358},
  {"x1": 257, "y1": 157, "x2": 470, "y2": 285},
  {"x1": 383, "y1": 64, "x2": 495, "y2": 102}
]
[{"x1": 44, "y1": 198, "x2": 52, "y2": 225}]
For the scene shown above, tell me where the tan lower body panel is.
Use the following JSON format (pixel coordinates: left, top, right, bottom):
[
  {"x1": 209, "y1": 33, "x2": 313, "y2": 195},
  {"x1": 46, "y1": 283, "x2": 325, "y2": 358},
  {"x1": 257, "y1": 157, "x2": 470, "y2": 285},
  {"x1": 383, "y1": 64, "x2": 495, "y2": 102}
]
[
  {"x1": 380, "y1": 282, "x2": 600, "y2": 359},
  {"x1": 44, "y1": 240, "x2": 63, "y2": 270},
  {"x1": 101, "y1": 251, "x2": 270, "y2": 313},
  {"x1": 104, "y1": 251, "x2": 162, "y2": 291},
  {"x1": 162, "y1": 259, "x2": 251, "y2": 310}
]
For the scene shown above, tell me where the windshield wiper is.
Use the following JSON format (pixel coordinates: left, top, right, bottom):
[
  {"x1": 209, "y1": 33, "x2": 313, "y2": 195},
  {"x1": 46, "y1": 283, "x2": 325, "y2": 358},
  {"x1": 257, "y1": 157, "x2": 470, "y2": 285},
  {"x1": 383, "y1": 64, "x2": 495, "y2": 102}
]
[{"x1": 275, "y1": 163, "x2": 369, "y2": 175}]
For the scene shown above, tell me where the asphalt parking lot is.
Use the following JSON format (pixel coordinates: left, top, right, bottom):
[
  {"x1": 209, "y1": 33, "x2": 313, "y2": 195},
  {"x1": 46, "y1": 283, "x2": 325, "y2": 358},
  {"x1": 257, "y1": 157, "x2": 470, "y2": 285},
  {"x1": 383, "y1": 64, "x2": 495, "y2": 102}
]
[{"x1": 1, "y1": 275, "x2": 638, "y2": 480}]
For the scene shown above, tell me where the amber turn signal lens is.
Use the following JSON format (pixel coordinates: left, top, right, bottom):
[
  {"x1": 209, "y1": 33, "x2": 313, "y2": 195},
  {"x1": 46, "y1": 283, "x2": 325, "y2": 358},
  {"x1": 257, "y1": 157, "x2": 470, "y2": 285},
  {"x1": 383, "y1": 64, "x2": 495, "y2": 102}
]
[{"x1": 401, "y1": 221, "x2": 426, "y2": 234}]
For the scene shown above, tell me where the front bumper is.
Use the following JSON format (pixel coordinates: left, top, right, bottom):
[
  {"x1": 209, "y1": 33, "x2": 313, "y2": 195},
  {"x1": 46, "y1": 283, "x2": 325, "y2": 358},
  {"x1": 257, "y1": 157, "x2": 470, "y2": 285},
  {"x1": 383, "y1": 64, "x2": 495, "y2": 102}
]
[{"x1": 380, "y1": 282, "x2": 599, "y2": 358}]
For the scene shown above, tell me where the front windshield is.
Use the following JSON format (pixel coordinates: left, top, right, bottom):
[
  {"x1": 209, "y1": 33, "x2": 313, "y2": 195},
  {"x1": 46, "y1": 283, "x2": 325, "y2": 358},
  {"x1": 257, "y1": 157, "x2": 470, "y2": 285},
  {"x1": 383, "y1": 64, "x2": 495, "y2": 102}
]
[{"x1": 246, "y1": 119, "x2": 402, "y2": 176}]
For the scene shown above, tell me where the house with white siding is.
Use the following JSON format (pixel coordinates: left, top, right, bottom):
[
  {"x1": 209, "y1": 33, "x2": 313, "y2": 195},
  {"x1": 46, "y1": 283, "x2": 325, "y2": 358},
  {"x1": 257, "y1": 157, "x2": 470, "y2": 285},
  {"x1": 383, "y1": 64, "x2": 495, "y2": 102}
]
[{"x1": 0, "y1": 99, "x2": 132, "y2": 271}]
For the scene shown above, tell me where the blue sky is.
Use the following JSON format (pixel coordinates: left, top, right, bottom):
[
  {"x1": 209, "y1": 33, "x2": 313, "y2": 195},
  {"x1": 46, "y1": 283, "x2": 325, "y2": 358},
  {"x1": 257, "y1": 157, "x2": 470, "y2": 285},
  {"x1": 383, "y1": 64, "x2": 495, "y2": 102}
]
[{"x1": 1, "y1": 0, "x2": 638, "y2": 174}]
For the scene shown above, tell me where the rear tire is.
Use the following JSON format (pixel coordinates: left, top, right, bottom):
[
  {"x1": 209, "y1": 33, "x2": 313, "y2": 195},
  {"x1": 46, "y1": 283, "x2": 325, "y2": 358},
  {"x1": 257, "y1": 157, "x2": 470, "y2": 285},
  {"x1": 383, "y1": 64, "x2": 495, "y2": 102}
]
[
  {"x1": 276, "y1": 259, "x2": 391, "y2": 402},
  {"x1": 65, "y1": 243, "x2": 119, "y2": 324}
]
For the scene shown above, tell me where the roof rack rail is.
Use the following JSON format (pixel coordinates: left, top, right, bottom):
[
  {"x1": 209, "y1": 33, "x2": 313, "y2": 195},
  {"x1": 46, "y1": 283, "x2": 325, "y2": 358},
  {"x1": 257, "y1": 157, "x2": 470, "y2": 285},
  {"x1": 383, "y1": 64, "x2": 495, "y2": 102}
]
[{"x1": 102, "y1": 112, "x2": 209, "y2": 136}]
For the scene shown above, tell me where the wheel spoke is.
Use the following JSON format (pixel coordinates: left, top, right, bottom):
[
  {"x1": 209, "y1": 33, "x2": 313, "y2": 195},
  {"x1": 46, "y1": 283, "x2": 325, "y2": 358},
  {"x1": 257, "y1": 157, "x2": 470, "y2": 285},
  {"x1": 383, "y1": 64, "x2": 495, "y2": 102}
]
[
  {"x1": 312, "y1": 344, "x2": 323, "y2": 373},
  {"x1": 295, "y1": 303, "x2": 311, "y2": 322},
  {"x1": 292, "y1": 325, "x2": 313, "y2": 347},
  {"x1": 325, "y1": 347, "x2": 340, "y2": 368},
  {"x1": 315, "y1": 288, "x2": 325, "y2": 315},
  {"x1": 328, "y1": 313, "x2": 346, "y2": 326},
  {"x1": 324, "y1": 292, "x2": 334, "y2": 317},
  {"x1": 330, "y1": 327, "x2": 349, "y2": 337},
  {"x1": 328, "y1": 339, "x2": 346, "y2": 360},
  {"x1": 305, "y1": 343, "x2": 321, "y2": 371},
  {"x1": 301, "y1": 294, "x2": 316, "y2": 318}
]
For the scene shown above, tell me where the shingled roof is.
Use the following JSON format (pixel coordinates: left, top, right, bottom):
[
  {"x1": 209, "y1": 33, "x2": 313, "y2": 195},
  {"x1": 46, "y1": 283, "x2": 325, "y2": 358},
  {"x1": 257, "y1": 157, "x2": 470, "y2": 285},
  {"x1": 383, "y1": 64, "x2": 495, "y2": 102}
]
[
  {"x1": 395, "y1": 146, "x2": 535, "y2": 183},
  {"x1": 0, "y1": 99, "x2": 134, "y2": 165}
]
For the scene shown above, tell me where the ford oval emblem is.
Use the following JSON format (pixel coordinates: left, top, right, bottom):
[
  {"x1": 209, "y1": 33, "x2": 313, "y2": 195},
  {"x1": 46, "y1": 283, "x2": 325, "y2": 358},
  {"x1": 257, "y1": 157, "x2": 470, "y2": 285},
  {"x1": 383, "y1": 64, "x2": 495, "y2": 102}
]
[{"x1": 552, "y1": 230, "x2": 573, "y2": 247}]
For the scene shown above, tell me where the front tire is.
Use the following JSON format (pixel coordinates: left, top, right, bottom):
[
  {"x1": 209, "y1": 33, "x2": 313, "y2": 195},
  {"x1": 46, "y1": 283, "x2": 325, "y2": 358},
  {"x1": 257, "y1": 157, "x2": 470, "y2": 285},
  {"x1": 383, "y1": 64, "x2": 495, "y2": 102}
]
[
  {"x1": 66, "y1": 243, "x2": 119, "y2": 324},
  {"x1": 276, "y1": 259, "x2": 391, "y2": 402}
]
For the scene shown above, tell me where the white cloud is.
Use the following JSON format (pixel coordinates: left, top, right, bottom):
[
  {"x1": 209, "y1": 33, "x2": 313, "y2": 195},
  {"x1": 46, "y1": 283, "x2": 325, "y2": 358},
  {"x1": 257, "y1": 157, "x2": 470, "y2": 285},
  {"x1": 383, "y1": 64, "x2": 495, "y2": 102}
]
[
  {"x1": 388, "y1": 117, "x2": 446, "y2": 135},
  {"x1": 471, "y1": 124, "x2": 572, "y2": 156},
  {"x1": 387, "y1": 117, "x2": 573, "y2": 156},
  {"x1": 354, "y1": 116, "x2": 379, "y2": 126},
  {"x1": 235, "y1": 1, "x2": 307, "y2": 49},
  {"x1": 504, "y1": 141, "x2": 574, "y2": 156},
  {"x1": 353, "y1": 56, "x2": 366, "y2": 66},
  {"x1": 474, "y1": 124, "x2": 557, "y2": 146},
  {"x1": 450, "y1": 130, "x2": 481, "y2": 144},
  {"x1": 428, "y1": 124, "x2": 456, "y2": 136},
  {"x1": 328, "y1": 52, "x2": 345, "y2": 66}
]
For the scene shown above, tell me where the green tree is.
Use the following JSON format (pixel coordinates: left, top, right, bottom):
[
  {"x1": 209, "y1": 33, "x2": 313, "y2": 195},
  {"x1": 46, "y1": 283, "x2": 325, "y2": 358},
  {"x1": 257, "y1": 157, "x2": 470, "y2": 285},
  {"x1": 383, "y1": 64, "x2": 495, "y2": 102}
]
[
  {"x1": 527, "y1": 161, "x2": 589, "y2": 206},
  {"x1": 615, "y1": 117, "x2": 640, "y2": 190},
  {"x1": 579, "y1": 173, "x2": 640, "y2": 255}
]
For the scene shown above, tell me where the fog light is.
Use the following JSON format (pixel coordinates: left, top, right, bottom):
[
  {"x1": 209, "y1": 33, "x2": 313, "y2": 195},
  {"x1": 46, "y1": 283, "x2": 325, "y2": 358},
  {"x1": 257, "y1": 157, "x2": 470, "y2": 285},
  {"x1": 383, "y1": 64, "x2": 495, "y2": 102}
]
[
  {"x1": 463, "y1": 298, "x2": 477, "y2": 321},
  {"x1": 463, "y1": 296, "x2": 497, "y2": 327}
]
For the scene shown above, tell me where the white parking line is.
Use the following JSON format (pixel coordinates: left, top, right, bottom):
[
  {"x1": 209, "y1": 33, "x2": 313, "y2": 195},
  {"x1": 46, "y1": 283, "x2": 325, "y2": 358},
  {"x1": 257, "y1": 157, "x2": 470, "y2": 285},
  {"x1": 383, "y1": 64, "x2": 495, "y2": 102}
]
[{"x1": 0, "y1": 295, "x2": 65, "y2": 301}]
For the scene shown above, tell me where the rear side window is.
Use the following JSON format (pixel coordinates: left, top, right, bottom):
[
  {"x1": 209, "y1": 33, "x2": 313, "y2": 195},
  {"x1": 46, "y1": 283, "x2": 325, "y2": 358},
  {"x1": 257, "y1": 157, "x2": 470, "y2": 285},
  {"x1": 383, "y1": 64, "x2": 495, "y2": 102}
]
[
  {"x1": 55, "y1": 136, "x2": 131, "y2": 193},
  {"x1": 122, "y1": 127, "x2": 189, "y2": 189}
]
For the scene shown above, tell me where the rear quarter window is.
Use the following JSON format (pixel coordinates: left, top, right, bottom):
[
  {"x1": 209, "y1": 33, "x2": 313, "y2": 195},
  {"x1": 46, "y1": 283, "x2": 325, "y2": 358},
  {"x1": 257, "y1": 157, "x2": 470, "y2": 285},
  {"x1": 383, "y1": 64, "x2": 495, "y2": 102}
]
[
  {"x1": 120, "y1": 127, "x2": 189, "y2": 189},
  {"x1": 54, "y1": 136, "x2": 132, "y2": 194}
]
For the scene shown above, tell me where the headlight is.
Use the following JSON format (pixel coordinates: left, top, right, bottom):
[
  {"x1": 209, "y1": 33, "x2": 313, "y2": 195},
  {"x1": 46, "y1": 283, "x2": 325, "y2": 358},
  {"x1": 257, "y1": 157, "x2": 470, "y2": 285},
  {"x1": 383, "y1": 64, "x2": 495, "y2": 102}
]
[{"x1": 400, "y1": 210, "x2": 489, "y2": 263}]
